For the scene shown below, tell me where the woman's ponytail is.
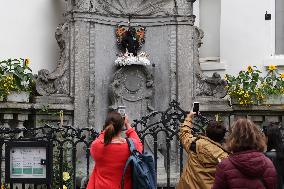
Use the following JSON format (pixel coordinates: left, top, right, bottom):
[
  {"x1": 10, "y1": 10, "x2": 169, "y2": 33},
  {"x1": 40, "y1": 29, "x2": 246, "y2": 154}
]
[
  {"x1": 104, "y1": 124, "x2": 115, "y2": 145},
  {"x1": 103, "y1": 111, "x2": 124, "y2": 145}
]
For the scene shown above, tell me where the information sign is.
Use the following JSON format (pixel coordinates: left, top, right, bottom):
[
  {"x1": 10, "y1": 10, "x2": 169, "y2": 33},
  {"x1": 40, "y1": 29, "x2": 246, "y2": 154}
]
[{"x1": 5, "y1": 141, "x2": 52, "y2": 184}]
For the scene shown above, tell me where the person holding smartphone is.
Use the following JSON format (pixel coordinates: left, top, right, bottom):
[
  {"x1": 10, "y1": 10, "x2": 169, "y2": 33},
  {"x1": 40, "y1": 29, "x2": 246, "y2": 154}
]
[
  {"x1": 177, "y1": 108, "x2": 229, "y2": 189},
  {"x1": 86, "y1": 111, "x2": 143, "y2": 189}
]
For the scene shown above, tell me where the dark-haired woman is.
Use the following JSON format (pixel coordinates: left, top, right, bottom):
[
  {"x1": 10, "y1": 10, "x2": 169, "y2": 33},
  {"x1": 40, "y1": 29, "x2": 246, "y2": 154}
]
[
  {"x1": 265, "y1": 123, "x2": 284, "y2": 189},
  {"x1": 212, "y1": 118, "x2": 277, "y2": 189},
  {"x1": 86, "y1": 111, "x2": 143, "y2": 189}
]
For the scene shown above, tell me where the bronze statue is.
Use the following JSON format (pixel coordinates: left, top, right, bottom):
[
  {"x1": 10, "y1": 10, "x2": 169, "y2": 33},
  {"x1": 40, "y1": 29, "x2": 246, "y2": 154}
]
[{"x1": 116, "y1": 26, "x2": 145, "y2": 56}]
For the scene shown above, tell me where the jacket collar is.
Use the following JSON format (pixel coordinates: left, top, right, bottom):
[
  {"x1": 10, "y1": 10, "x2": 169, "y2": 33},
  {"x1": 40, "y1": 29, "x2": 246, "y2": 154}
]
[{"x1": 197, "y1": 135, "x2": 230, "y2": 154}]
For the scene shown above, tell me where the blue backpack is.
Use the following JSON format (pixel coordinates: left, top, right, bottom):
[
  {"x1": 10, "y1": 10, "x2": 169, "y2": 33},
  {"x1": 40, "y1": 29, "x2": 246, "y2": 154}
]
[{"x1": 121, "y1": 138, "x2": 156, "y2": 189}]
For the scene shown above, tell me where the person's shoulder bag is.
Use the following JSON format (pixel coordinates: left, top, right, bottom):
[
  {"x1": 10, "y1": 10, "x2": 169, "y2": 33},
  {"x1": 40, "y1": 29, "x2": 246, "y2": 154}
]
[{"x1": 121, "y1": 138, "x2": 156, "y2": 189}]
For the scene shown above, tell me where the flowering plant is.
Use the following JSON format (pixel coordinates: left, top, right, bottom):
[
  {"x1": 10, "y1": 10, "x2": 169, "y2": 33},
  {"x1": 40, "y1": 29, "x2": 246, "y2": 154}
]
[
  {"x1": 1, "y1": 184, "x2": 9, "y2": 189},
  {"x1": 225, "y1": 65, "x2": 284, "y2": 105},
  {"x1": 261, "y1": 65, "x2": 284, "y2": 96},
  {"x1": 0, "y1": 58, "x2": 34, "y2": 99}
]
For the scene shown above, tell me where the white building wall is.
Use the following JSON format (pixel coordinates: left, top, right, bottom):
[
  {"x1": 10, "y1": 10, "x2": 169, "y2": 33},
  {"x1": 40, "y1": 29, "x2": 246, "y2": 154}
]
[
  {"x1": 0, "y1": 0, "x2": 282, "y2": 77},
  {"x1": 0, "y1": 0, "x2": 65, "y2": 74},
  {"x1": 220, "y1": 0, "x2": 275, "y2": 76},
  {"x1": 199, "y1": 0, "x2": 221, "y2": 59},
  {"x1": 195, "y1": 0, "x2": 282, "y2": 77}
]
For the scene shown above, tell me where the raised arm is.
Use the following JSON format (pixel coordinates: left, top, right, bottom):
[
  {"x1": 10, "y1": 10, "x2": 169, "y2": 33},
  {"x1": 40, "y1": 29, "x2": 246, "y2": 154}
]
[
  {"x1": 179, "y1": 112, "x2": 196, "y2": 153},
  {"x1": 125, "y1": 116, "x2": 143, "y2": 153}
]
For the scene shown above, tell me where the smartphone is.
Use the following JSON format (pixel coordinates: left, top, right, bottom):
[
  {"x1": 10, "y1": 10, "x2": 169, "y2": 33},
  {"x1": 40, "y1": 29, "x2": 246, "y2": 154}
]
[
  {"x1": 192, "y1": 102, "x2": 199, "y2": 115},
  {"x1": 117, "y1": 106, "x2": 126, "y2": 117}
]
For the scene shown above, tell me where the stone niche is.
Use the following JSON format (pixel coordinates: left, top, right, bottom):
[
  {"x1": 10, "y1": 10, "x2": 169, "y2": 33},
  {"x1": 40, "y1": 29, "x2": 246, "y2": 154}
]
[
  {"x1": 34, "y1": 0, "x2": 230, "y2": 186},
  {"x1": 35, "y1": 0, "x2": 205, "y2": 129},
  {"x1": 109, "y1": 64, "x2": 155, "y2": 120}
]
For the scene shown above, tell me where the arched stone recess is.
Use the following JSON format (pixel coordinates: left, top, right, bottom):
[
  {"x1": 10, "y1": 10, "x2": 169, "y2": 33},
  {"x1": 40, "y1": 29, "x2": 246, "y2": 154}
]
[{"x1": 109, "y1": 65, "x2": 154, "y2": 120}]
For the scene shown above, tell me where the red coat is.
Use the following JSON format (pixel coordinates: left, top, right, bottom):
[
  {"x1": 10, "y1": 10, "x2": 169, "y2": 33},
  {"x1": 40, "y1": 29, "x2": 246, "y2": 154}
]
[
  {"x1": 86, "y1": 128, "x2": 143, "y2": 189},
  {"x1": 212, "y1": 150, "x2": 277, "y2": 189}
]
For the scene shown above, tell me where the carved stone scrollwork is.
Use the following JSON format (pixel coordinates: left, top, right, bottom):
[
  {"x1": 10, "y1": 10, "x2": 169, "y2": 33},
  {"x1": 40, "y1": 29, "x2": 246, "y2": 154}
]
[
  {"x1": 109, "y1": 65, "x2": 154, "y2": 117},
  {"x1": 72, "y1": 0, "x2": 93, "y2": 11},
  {"x1": 195, "y1": 27, "x2": 204, "y2": 48},
  {"x1": 90, "y1": 0, "x2": 175, "y2": 16},
  {"x1": 196, "y1": 72, "x2": 227, "y2": 98},
  {"x1": 36, "y1": 22, "x2": 70, "y2": 96},
  {"x1": 193, "y1": 26, "x2": 227, "y2": 98}
]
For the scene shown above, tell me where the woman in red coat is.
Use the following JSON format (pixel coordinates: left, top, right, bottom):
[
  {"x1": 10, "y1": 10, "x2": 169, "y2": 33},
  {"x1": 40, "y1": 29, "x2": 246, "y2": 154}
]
[
  {"x1": 86, "y1": 111, "x2": 143, "y2": 189},
  {"x1": 212, "y1": 118, "x2": 277, "y2": 189}
]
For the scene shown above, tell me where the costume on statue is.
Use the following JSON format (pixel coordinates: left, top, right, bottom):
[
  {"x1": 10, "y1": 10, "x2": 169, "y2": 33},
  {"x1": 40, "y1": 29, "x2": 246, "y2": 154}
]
[
  {"x1": 177, "y1": 118, "x2": 228, "y2": 189},
  {"x1": 86, "y1": 128, "x2": 143, "y2": 189}
]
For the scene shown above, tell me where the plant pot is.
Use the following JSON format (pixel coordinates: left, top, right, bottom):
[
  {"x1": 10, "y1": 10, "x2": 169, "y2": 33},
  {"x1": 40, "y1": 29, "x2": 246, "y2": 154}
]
[
  {"x1": 262, "y1": 95, "x2": 284, "y2": 105},
  {"x1": 7, "y1": 91, "x2": 30, "y2": 103},
  {"x1": 230, "y1": 96, "x2": 258, "y2": 105}
]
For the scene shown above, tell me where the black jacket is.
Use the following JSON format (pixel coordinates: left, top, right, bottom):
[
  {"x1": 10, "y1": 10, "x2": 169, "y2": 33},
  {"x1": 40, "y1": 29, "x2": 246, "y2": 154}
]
[{"x1": 265, "y1": 150, "x2": 284, "y2": 189}]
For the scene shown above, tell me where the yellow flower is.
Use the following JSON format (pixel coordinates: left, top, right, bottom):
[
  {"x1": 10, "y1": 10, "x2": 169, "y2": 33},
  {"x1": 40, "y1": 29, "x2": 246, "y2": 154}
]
[
  {"x1": 63, "y1": 172, "x2": 70, "y2": 181},
  {"x1": 1, "y1": 185, "x2": 5, "y2": 189},
  {"x1": 247, "y1": 66, "x2": 253, "y2": 73},
  {"x1": 268, "y1": 64, "x2": 276, "y2": 71},
  {"x1": 280, "y1": 73, "x2": 284, "y2": 79},
  {"x1": 24, "y1": 58, "x2": 30, "y2": 66},
  {"x1": 59, "y1": 185, "x2": 67, "y2": 189},
  {"x1": 224, "y1": 74, "x2": 228, "y2": 81}
]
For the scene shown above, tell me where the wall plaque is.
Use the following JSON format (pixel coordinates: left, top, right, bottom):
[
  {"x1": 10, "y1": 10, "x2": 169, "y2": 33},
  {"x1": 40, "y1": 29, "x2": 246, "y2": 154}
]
[{"x1": 5, "y1": 141, "x2": 52, "y2": 184}]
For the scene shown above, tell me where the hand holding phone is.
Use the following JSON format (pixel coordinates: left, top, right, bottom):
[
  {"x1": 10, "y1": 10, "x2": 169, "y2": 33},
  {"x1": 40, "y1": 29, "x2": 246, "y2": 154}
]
[
  {"x1": 192, "y1": 102, "x2": 199, "y2": 115},
  {"x1": 117, "y1": 106, "x2": 126, "y2": 117},
  {"x1": 124, "y1": 115, "x2": 131, "y2": 130}
]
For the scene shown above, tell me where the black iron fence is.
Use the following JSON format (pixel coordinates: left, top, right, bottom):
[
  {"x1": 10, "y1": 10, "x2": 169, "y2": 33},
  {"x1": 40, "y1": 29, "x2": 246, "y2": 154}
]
[
  {"x1": 0, "y1": 101, "x2": 210, "y2": 189},
  {"x1": 131, "y1": 101, "x2": 208, "y2": 188},
  {"x1": 0, "y1": 101, "x2": 209, "y2": 189}
]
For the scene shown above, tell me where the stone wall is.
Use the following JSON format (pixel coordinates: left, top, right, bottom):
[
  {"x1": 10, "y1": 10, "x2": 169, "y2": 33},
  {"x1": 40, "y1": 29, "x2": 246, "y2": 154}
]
[{"x1": 34, "y1": 0, "x2": 204, "y2": 130}]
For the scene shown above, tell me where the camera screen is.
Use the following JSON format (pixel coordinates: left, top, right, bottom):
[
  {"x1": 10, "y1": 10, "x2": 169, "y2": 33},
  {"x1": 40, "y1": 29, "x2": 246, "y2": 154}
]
[
  {"x1": 117, "y1": 106, "x2": 126, "y2": 116},
  {"x1": 193, "y1": 102, "x2": 199, "y2": 113}
]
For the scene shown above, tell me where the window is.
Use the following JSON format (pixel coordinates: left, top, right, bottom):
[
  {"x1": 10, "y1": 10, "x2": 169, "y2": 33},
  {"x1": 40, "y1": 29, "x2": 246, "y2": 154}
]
[
  {"x1": 275, "y1": 0, "x2": 284, "y2": 54},
  {"x1": 199, "y1": 0, "x2": 221, "y2": 62}
]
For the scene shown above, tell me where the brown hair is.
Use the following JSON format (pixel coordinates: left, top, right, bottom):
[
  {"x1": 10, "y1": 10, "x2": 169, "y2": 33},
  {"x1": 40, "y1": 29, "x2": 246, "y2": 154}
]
[
  {"x1": 226, "y1": 118, "x2": 266, "y2": 153},
  {"x1": 103, "y1": 111, "x2": 124, "y2": 145},
  {"x1": 206, "y1": 121, "x2": 226, "y2": 143}
]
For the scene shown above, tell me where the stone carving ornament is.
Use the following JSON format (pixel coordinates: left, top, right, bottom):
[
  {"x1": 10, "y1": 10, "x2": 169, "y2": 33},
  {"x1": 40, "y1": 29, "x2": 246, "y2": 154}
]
[
  {"x1": 193, "y1": 27, "x2": 227, "y2": 98},
  {"x1": 109, "y1": 65, "x2": 154, "y2": 112},
  {"x1": 72, "y1": 0, "x2": 175, "y2": 16},
  {"x1": 36, "y1": 22, "x2": 70, "y2": 96},
  {"x1": 196, "y1": 72, "x2": 227, "y2": 98}
]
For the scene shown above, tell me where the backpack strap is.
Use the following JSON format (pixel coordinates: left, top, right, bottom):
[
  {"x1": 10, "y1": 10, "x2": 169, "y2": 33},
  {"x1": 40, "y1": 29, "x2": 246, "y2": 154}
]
[
  {"x1": 126, "y1": 138, "x2": 136, "y2": 154},
  {"x1": 121, "y1": 138, "x2": 136, "y2": 189},
  {"x1": 121, "y1": 156, "x2": 133, "y2": 189}
]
